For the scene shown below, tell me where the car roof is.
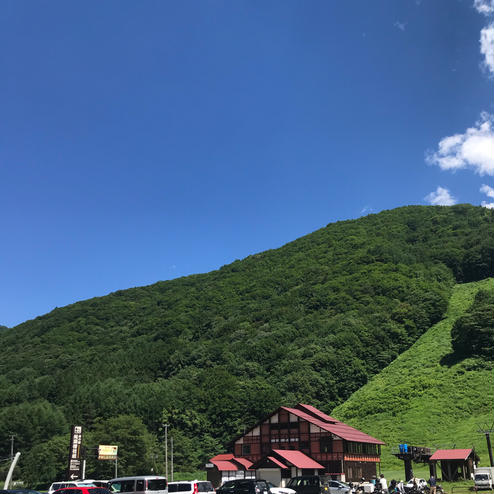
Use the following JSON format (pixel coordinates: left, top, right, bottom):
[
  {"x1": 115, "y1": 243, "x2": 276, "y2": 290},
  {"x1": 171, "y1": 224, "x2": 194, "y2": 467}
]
[
  {"x1": 110, "y1": 477, "x2": 166, "y2": 481},
  {"x1": 169, "y1": 481, "x2": 210, "y2": 484},
  {"x1": 55, "y1": 488, "x2": 103, "y2": 491},
  {"x1": 52, "y1": 484, "x2": 95, "y2": 487},
  {"x1": 224, "y1": 480, "x2": 266, "y2": 483}
]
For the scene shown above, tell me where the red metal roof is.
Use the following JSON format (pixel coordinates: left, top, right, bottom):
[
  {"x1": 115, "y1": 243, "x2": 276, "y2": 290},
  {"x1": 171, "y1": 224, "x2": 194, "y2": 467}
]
[
  {"x1": 234, "y1": 457, "x2": 253, "y2": 469},
  {"x1": 282, "y1": 407, "x2": 385, "y2": 445},
  {"x1": 211, "y1": 454, "x2": 235, "y2": 461},
  {"x1": 210, "y1": 455, "x2": 253, "y2": 471},
  {"x1": 267, "y1": 456, "x2": 289, "y2": 469},
  {"x1": 297, "y1": 404, "x2": 339, "y2": 424},
  {"x1": 430, "y1": 449, "x2": 474, "y2": 461},
  {"x1": 272, "y1": 449, "x2": 324, "y2": 469},
  {"x1": 211, "y1": 460, "x2": 239, "y2": 471}
]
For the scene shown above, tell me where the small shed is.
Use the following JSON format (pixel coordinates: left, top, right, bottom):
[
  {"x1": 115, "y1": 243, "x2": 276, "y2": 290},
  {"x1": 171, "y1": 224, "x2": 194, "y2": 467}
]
[
  {"x1": 429, "y1": 449, "x2": 479, "y2": 481},
  {"x1": 206, "y1": 454, "x2": 255, "y2": 487},
  {"x1": 251, "y1": 449, "x2": 325, "y2": 486}
]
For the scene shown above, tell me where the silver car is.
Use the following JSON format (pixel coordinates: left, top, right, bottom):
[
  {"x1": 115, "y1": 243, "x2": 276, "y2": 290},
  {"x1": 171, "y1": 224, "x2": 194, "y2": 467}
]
[{"x1": 326, "y1": 482, "x2": 351, "y2": 494}]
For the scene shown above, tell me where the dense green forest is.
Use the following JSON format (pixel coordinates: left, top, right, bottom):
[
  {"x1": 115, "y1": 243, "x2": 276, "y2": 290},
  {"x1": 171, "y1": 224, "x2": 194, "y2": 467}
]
[{"x1": 0, "y1": 204, "x2": 492, "y2": 485}]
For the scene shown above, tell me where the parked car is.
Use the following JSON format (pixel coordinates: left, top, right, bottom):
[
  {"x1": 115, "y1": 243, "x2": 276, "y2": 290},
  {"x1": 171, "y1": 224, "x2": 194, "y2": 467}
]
[
  {"x1": 326, "y1": 481, "x2": 351, "y2": 494},
  {"x1": 168, "y1": 481, "x2": 215, "y2": 494},
  {"x1": 266, "y1": 483, "x2": 296, "y2": 494},
  {"x1": 109, "y1": 476, "x2": 167, "y2": 494},
  {"x1": 92, "y1": 483, "x2": 110, "y2": 490},
  {"x1": 53, "y1": 487, "x2": 111, "y2": 494},
  {"x1": 0, "y1": 490, "x2": 43, "y2": 494},
  {"x1": 286, "y1": 476, "x2": 328, "y2": 494},
  {"x1": 217, "y1": 479, "x2": 270, "y2": 494},
  {"x1": 404, "y1": 480, "x2": 427, "y2": 493},
  {"x1": 49, "y1": 482, "x2": 97, "y2": 494}
]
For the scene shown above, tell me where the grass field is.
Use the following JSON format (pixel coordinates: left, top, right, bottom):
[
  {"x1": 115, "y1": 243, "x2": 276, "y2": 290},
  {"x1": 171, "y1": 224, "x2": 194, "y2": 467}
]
[{"x1": 333, "y1": 279, "x2": 494, "y2": 471}]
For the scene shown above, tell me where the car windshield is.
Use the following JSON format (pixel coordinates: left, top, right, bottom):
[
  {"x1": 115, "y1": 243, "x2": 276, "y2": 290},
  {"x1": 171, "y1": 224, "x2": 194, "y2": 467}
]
[
  {"x1": 169, "y1": 485, "x2": 191, "y2": 493},
  {"x1": 286, "y1": 480, "x2": 299, "y2": 488},
  {"x1": 147, "y1": 481, "x2": 167, "y2": 491},
  {"x1": 476, "y1": 475, "x2": 489, "y2": 480}
]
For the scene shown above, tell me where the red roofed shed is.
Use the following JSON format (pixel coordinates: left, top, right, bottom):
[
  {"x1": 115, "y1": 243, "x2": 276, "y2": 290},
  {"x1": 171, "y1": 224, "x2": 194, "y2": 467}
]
[
  {"x1": 430, "y1": 449, "x2": 475, "y2": 461},
  {"x1": 429, "y1": 449, "x2": 479, "y2": 481},
  {"x1": 207, "y1": 454, "x2": 255, "y2": 487},
  {"x1": 249, "y1": 449, "x2": 325, "y2": 486}
]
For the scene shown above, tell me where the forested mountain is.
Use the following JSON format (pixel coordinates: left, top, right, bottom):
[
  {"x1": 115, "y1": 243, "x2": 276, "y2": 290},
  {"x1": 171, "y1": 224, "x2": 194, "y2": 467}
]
[
  {"x1": 333, "y1": 278, "x2": 494, "y2": 468},
  {"x1": 0, "y1": 204, "x2": 492, "y2": 484}
]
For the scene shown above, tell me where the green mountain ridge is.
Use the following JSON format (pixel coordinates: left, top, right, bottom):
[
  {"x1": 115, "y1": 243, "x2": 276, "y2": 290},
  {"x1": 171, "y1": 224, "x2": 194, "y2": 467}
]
[
  {"x1": 334, "y1": 278, "x2": 494, "y2": 468},
  {"x1": 0, "y1": 204, "x2": 492, "y2": 482}
]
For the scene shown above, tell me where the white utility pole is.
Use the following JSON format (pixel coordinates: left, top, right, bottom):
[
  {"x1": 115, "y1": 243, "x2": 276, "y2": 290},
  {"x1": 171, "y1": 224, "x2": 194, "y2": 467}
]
[
  {"x1": 164, "y1": 424, "x2": 169, "y2": 480},
  {"x1": 10, "y1": 435, "x2": 14, "y2": 462},
  {"x1": 4, "y1": 452, "x2": 20, "y2": 489},
  {"x1": 171, "y1": 436, "x2": 174, "y2": 482}
]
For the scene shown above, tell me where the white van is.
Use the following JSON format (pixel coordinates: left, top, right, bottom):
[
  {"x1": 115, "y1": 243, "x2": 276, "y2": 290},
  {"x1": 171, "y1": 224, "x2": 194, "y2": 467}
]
[
  {"x1": 48, "y1": 481, "x2": 96, "y2": 494},
  {"x1": 168, "y1": 481, "x2": 214, "y2": 494},
  {"x1": 474, "y1": 467, "x2": 494, "y2": 490},
  {"x1": 109, "y1": 476, "x2": 167, "y2": 494}
]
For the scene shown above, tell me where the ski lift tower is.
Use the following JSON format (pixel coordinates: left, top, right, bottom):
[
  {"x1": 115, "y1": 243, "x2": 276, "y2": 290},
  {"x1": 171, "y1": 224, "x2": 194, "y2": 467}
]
[{"x1": 392, "y1": 444, "x2": 434, "y2": 481}]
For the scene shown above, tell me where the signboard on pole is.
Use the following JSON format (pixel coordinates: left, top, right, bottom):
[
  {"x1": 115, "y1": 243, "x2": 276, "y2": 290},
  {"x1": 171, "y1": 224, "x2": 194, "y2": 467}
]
[
  {"x1": 67, "y1": 425, "x2": 83, "y2": 480},
  {"x1": 98, "y1": 445, "x2": 118, "y2": 460}
]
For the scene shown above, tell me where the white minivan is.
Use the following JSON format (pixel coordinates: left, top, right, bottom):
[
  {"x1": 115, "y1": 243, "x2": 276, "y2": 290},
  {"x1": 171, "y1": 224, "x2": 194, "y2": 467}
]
[
  {"x1": 109, "y1": 476, "x2": 168, "y2": 494},
  {"x1": 168, "y1": 481, "x2": 215, "y2": 494}
]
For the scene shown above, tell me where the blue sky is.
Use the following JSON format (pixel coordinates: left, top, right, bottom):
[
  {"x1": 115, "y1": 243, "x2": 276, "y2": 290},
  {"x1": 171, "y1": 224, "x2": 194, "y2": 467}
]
[{"x1": 1, "y1": 0, "x2": 493, "y2": 327}]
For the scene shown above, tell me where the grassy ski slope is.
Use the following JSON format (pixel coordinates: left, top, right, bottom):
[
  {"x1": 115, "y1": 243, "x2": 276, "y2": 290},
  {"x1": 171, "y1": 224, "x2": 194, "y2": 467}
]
[{"x1": 333, "y1": 278, "x2": 494, "y2": 469}]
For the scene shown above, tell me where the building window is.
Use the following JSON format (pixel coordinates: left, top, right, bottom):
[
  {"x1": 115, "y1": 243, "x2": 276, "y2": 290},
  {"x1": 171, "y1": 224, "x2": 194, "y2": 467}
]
[
  {"x1": 320, "y1": 436, "x2": 333, "y2": 453},
  {"x1": 242, "y1": 444, "x2": 251, "y2": 455},
  {"x1": 345, "y1": 442, "x2": 379, "y2": 455}
]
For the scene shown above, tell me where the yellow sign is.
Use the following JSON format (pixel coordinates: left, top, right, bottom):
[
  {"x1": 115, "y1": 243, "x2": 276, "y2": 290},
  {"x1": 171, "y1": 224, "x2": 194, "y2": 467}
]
[{"x1": 98, "y1": 445, "x2": 118, "y2": 460}]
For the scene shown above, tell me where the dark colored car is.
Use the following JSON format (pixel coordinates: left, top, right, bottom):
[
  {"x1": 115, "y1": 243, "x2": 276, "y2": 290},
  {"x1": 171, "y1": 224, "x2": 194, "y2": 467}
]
[
  {"x1": 92, "y1": 484, "x2": 110, "y2": 490},
  {"x1": 217, "y1": 480, "x2": 271, "y2": 494},
  {"x1": 0, "y1": 490, "x2": 43, "y2": 494},
  {"x1": 286, "y1": 476, "x2": 331, "y2": 494}
]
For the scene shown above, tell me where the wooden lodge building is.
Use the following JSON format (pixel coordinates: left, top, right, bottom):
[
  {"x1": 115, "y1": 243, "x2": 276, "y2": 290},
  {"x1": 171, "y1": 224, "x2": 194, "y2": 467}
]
[{"x1": 207, "y1": 403, "x2": 384, "y2": 486}]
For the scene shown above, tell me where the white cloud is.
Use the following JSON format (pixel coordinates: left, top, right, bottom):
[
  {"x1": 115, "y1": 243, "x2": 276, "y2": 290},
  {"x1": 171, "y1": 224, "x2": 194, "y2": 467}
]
[
  {"x1": 480, "y1": 183, "x2": 494, "y2": 208},
  {"x1": 425, "y1": 186, "x2": 457, "y2": 206},
  {"x1": 426, "y1": 113, "x2": 494, "y2": 176},
  {"x1": 394, "y1": 21, "x2": 406, "y2": 31},
  {"x1": 474, "y1": 0, "x2": 494, "y2": 15},
  {"x1": 480, "y1": 183, "x2": 494, "y2": 197},
  {"x1": 480, "y1": 23, "x2": 494, "y2": 74},
  {"x1": 473, "y1": 1, "x2": 494, "y2": 74},
  {"x1": 360, "y1": 205, "x2": 374, "y2": 214}
]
